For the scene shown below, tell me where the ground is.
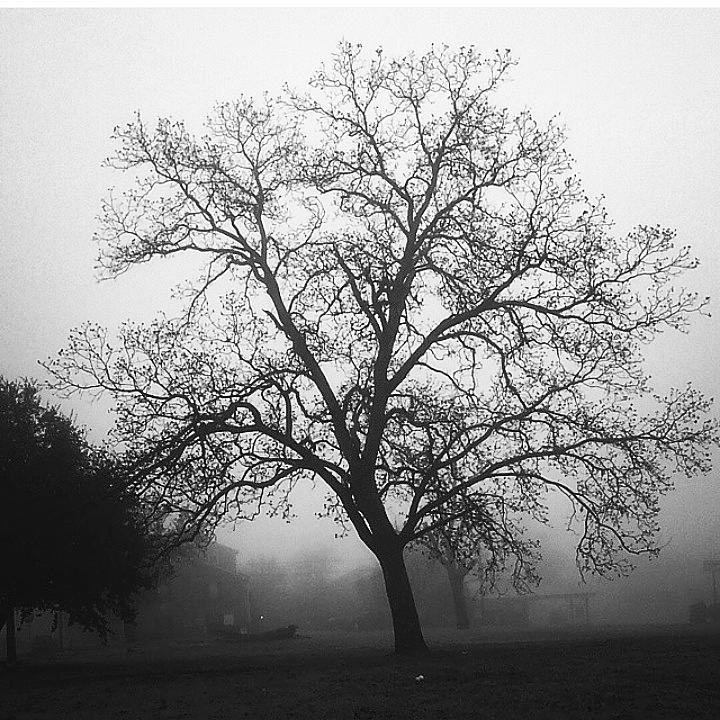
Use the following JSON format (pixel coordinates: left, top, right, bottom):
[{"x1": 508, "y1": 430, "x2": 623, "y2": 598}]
[{"x1": 2, "y1": 625, "x2": 719, "y2": 719}]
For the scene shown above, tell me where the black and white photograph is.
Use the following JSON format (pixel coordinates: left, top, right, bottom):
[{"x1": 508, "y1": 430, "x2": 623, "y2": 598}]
[{"x1": 1, "y1": 6, "x2": 719, "y2": 718}]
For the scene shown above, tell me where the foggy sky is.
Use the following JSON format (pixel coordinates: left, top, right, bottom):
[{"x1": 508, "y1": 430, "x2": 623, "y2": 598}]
[{"x1": 1, "y1": 8, "x2": 719, "y2": 612}]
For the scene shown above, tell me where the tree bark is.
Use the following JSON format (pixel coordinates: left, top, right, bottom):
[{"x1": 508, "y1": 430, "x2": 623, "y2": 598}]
[
  {"x1": 446, "y1": 565, "x2": 470, "y2": 629},
  {"x1": 376, "y1": 542, "x2": 428, "y2": 655}
]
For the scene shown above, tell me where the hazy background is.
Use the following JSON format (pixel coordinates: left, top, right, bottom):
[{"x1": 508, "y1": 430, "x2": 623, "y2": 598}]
[{"x1": 2, "y1": 8, "x2": 719, "y2": 625}]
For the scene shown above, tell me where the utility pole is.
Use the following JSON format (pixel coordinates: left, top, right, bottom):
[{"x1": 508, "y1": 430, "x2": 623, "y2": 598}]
[{"x1": 703, "y1": 560, "x2": 720, "y2": 606}]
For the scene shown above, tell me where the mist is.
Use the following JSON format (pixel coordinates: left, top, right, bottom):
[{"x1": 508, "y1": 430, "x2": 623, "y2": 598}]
[
  {"x1": 213, "y1": 482, "x2": 719, "y2": 633},
  {"x1": 3, "y1": 9, "x2": 720, "y2": 717}
]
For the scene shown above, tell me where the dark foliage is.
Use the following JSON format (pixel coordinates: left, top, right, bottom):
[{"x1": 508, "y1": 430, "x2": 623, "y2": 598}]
[{"x1": 0, "y1": 377, "x2": 156, "y2": 645}]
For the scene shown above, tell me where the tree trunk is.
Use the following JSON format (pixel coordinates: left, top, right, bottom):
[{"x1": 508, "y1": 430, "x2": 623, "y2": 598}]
[
  {"x1": 446, "y1": 565, "x2": 470, "y2": 629},
  {"x1": 376, "y1": 542, "x2": 428, "y2": 655},
  {"x1": 6, "y1": 606, "x2": 17, "y2": 666}
]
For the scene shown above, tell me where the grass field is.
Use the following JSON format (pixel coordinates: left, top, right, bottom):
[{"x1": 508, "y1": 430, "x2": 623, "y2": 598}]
[{"x1": 2, "y1": 625, "x2": 719, "y2": 719}]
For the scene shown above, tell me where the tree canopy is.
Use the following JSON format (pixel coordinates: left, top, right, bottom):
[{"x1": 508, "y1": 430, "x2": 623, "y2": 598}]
[
  {"x1": 0, "y1": 377, "x2": 155, "y2": 660},
  {"x1": 48, "y1": 44, "x2": 717, "y2": 653}
]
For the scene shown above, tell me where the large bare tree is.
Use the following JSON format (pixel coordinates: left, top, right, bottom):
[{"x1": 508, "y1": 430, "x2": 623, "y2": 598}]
[{"x1": 48, "y1": 44, "x2": 716, "y2": 654}]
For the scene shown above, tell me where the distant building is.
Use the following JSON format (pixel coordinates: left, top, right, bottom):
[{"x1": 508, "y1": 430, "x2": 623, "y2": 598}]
[{"x1": 128, "y1": 542, "x2": 251, "y2": 640}]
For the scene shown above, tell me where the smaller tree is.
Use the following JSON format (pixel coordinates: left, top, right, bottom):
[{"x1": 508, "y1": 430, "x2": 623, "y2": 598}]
[
  {"x1": 406, "y1": 432, "x2": 539, "y2": 629},
  {"x1": 0, "y1": 377, "x2": 157, "y2": 664},
  {"x1": 385, "y1": 392, "x2": 539, "y2": 628},
  {"x1": 415, "y1": 503, "x2": 539, "y2": 629}
]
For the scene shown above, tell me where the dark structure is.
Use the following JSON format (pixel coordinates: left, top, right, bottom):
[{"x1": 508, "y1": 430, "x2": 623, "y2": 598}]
[
  {"x1": 130, "y1": 543, "x2": 251, "y2": 640},
  {"x1": 688, "y1": 559, "x2": 720, "y2": 625}
]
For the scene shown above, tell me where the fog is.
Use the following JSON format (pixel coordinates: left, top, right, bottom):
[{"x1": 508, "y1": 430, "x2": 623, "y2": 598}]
[
  {"x1": 2, "y1": 8, "x2": 719, "y2": 632},
  {"x1": 213, "y1": 486, "x2": 720, "y2": 631}
]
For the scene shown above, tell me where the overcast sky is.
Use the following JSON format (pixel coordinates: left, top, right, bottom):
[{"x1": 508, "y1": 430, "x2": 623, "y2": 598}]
[{"x1": 2, "y1": 8, "x2": 719, "y2": 580}]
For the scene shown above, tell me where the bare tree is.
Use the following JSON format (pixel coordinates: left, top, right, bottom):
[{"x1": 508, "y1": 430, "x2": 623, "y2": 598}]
[
  {"x1": 392, "y1": 397, "x2": 539, "y2": 629},
  {"x1": 413, "y1": 490, "x2": 539, "y2": 630},
  {"x1": 48, "y1": 44, "x2": 716, "y2": 654}
]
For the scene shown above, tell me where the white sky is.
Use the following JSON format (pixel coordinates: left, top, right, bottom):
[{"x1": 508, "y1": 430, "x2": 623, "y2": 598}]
[{"x1": 1, "y1": 8, "x2": 719, "y2": 578}]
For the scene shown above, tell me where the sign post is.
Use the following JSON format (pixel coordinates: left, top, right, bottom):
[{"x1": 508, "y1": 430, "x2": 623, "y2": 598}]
[{"x1": 703, "y1": 560, "x2": 720, "y2": 605}]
